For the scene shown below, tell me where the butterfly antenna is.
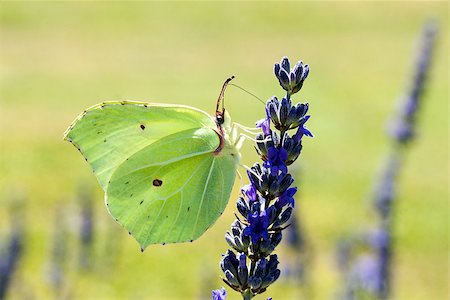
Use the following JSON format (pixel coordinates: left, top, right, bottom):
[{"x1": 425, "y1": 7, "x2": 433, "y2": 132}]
[
  {"x1": 229, "y1": 83, "x2": 266, "y2": 106},
  {"x1": 216, "y1": 76, "x2": 235, "y2": 115}
]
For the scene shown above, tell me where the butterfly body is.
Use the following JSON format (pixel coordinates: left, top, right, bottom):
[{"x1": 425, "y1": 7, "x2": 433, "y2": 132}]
[{"x1": 64, "y1": 101, "x2": 239, "y2": 249}]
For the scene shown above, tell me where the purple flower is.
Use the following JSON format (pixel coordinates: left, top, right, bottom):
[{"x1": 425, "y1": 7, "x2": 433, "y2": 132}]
[
  {"x1": 352, "y1": 255, "x2": 382, "y2": 293},
  {"x1": 402, "y1": 95, "x2": 417, "y2": 117},
  {"x1": 212, "y1": 287, "x2": 227, "y2": 300},
  {"x1": 242, "y1": 184, "x2": 258, "y2": 202},
  {"x1": 293, "y1": 115, "x2": 313, "y2": 141},
  {"x1": 263, "y1": 147, "x2": 288, "y2": 175},
  {"x1": 275, "y1": 187, "x2": 297, "y2": 209},
  {"x1": 256, "y1": 107, "x2": 272, "y2": 136},
  {"x1": 368, "y1": 229, "x2": 389, "y2": 250},
  {"x1": 388, "y1": 117, "x2": 413, "y2": 142},
  {"x1": 244, "y1": 210, "x2": 270, "y2": 244}
]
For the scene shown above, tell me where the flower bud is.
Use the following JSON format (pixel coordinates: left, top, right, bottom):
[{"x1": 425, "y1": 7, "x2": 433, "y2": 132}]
[
  {"x1": 274, "y1": 57, "x2": 310, "y2": 95},
  {"x1": 237, "y1": 253, "x2": 249, "y2": 286},
  {"x1": 224, "y1": 270, "x2": 240, "y2": 287},
  {"x1": 248, "y1": 276, "x2": 262, "y2": 290},
  {"x1": 237, "y1": 197, "x2": 249, "y2": 218}
]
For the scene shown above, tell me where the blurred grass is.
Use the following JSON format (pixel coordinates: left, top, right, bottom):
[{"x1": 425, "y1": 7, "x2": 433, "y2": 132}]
[{"x1": 0, "y1": 2, "x2": 448, "y2": 299}]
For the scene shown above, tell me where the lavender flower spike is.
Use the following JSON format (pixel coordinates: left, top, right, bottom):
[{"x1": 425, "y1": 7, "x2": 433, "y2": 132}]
[{"x1": 219, "y1": 56, "x2": 313, "y2": 299}]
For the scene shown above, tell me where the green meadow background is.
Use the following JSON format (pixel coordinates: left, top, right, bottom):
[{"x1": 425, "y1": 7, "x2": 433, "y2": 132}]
[{"x1": 0, "y1": 2, "x2": 448, "y2": 299}]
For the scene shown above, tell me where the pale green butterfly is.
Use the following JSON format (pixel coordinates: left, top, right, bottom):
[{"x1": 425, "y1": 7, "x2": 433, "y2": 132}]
[{"x1": 64, "y1": 77, "x2": 245, "y2": 250}]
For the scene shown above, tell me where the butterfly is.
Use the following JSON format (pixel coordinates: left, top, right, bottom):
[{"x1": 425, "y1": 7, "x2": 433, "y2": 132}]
[{"x1": 64, "y1": 77, "x2": 242, "y2": 250}]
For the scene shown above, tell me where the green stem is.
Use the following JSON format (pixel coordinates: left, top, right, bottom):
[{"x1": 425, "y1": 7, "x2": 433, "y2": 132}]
[{"x1": 242, "y1": 289, "x2": 254, "y2": 300}]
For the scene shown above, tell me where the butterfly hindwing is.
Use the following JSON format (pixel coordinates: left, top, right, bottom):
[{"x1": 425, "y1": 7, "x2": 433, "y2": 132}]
[{"x1": 107, "y1": 128, "x2": 236, "y2": 247}]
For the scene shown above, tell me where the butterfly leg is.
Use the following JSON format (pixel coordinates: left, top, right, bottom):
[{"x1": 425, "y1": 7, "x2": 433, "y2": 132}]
[
  {"x1": 234, "y1": 133, "x2": 257, "y2": 150},
  {"x1": 232, "y1": 122, "x2": 260, "y2": 135},
  {"x1": 236, "y1": 169, "x2": 243, "y2": 187}
]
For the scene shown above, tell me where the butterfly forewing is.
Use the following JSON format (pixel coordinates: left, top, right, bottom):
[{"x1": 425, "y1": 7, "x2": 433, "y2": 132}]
[{"x1": 64, "y1": 102, "x2": 217, "y2": 189}]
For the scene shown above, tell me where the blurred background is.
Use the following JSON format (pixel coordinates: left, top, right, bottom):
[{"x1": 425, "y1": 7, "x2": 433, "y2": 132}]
[{"x1": 0, "y1": 2, "x2": 448, "y2": 299}]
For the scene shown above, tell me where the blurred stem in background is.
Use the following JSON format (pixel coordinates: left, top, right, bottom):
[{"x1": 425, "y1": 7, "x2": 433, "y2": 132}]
[
  {"x1": 78, "y1": 182, "x2": 94, "y2": 271},
  {"x1": 336, "y1": 20, "x2": 439, "y2": 300},
  {"x1": 47, "y1": 205, "x2": 69, "y2": 299},
  {"x1": 281, "y1": 166, "x2": 313, "y2": 299},
  {"x1": 283, "y1": 214, "x2": 309, "y2": 282},
  {"x1": 0, "y1": 191, "x2": 25, "y2": 300},
  {"x1": 0, "y1": 228, "x2": 24, "y2": 300}
]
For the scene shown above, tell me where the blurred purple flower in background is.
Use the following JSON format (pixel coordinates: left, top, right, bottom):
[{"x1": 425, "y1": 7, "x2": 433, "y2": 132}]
[
  {"x1": 337, "y1": 20, "x2": 438, "y2": 300},
  {"x1": 212, "y1": 287, "x2": 227, "y2": 300}
]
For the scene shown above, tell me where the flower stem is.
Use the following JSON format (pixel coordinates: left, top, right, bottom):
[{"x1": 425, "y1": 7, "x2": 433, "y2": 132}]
[{"x1": 242, "y1": 289, "x2": 254, "y2": 300}]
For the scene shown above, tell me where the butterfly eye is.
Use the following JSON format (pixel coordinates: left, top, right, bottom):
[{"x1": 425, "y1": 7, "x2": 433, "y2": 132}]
[{"x1": 216, "y1": 114, "x2": 224, "y2": 125}]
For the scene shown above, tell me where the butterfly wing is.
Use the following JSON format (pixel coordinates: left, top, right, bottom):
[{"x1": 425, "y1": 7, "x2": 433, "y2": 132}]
[{"x1": 64, "y1": 101, "x2": 238, "y2": 249}]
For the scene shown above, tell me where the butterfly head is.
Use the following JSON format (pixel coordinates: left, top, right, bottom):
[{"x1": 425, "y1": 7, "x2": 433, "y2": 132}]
[
  {"x1": 215, "y1": 76, "x2": 235, "y2": 127},
  {"x1": 215, "y1": 109, "x2": 232, "y2": 130}
]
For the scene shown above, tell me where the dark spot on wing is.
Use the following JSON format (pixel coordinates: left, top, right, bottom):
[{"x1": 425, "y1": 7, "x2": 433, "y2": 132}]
[
  {"x1": 130, "y1": 193, "x2": 133, "y2": 197},
  {"x1": 140, "y1": 248, "x2": 144, "y2": 253},
  {"x1": 187, "y1": 206, "x2": 190, "y2": 212},
  {"x1": 140, "y1": 124, "x2": 145, "y2": 130},
  {"x1": 104, "y1": 139, "x2": 107, "y2": 142},
  {"x1": 166, "y1": 215, "x2": 168, "y2": 218},
  {"x1": 153, "y1": 179, "x2": 163, "y2": 187},
  {"x1": 190, "y1": 240, "x2": 193, "y2": 242},
  {"x1": 162, "y1": 242, "x2": 166, "y2": 245},
  {"x1": 128, "y1": 231, "x2": 131, "y2": 235},
  {"x1": 140, "y1": 200, "x2": 143, "y2": 205},
  {"x1": 125, "y1": 181, "x2": 129, "y2": 184}
]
